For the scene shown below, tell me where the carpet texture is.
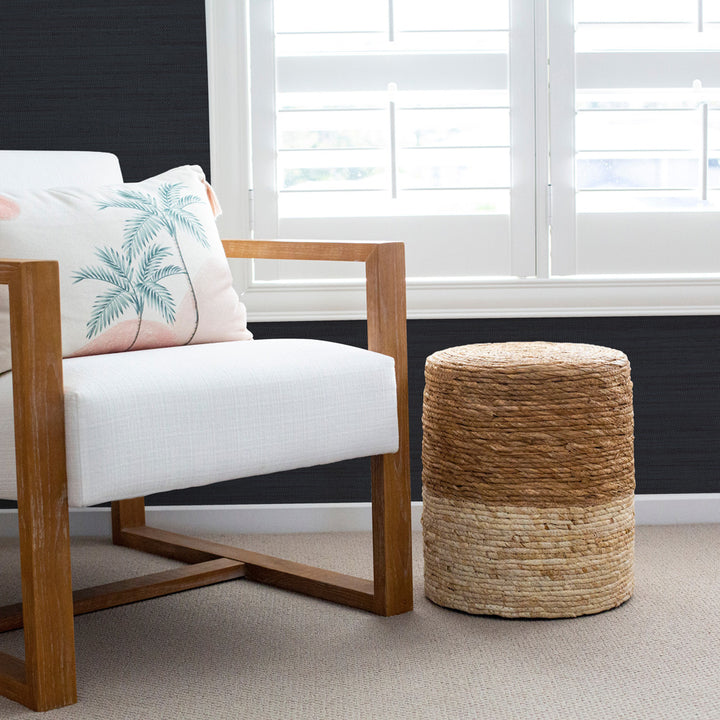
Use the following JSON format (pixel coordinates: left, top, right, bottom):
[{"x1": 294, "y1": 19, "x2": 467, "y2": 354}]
[{"x1": 0, "y1": 525, "x2": 718, "y2": 719}]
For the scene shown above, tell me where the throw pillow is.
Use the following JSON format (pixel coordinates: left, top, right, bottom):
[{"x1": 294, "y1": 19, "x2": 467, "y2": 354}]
[{"x1": 0, "y1": 165, "x2": 252, "y2": 374}]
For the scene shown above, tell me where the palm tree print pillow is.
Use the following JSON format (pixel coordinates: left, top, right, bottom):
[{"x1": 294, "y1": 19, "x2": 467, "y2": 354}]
[{"x1": 0, "y1": 165, "x2": 252, "y2": 373}]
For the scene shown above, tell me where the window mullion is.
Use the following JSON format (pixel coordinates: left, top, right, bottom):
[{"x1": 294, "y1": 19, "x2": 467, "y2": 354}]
[
  {"x1": 533, "y1": 0, "x2": 550, "y2": 279},
  {"x1": 548, "y1": 0, "x2": 577, "y2": 275},
  {"x1": 249, "y1": 0, "x2": 279, "y2": 240},
  {"x1": 509, "y1": 0, "x2": 538, "y2": 278}
]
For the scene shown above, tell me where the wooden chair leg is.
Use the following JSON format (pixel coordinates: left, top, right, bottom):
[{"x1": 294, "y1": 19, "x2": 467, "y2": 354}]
[
  {"x1": 0, "y1": 492, "x2": 77, "y2": 712},
  {"x1": 112, "y1": 497, "x2": 146, "y2": 546},
  {"x1": 15, "y1": 490, "x2": 77, "y2": 711},
  {"x1": 371, "y1": 452, "x2": 413, "y2": 616},
  {"x1": 0, "y1": 260, "x2": 76, "y2": 710},
  {"x1": 366, "y1": 241, "x2": 413, "y2": 615}
]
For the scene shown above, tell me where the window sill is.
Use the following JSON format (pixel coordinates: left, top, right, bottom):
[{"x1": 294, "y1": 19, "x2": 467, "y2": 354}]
[{"x1": 234, "y1": 270, "x2": 720, "y2": 321}]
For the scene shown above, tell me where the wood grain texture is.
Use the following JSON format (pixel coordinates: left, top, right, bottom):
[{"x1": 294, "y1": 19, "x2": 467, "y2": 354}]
[
  {"x1": 0, "y1": 652, "x2": 28, "y2": 707},
  {"x1": 223, "y1": 238, "x2": 382, "y2": 262},
  {"x1": 5, "y1": 260, "x2": 77, "y2": 711},
  {"x1": 366, "y1": 244, "x2": 413, "y2": 615},
  {"x1": 0, "y1": 559, "x2": 246, "y2": 633},
  {"x1": 222, "y1": 238, "x2": 413, "y2": 615},
  {"x1": 113, "y1": 501, "x2": 217, "y2": 564},
  {"x1": 0, "y1": 263, "x2": 22, "y2": 284},
  {"x1": 120, "y1": 526, "x2": 376, "y2": 611},
  {"x1": 111, "y1": 498, "x2": 146, "y2": 545}
]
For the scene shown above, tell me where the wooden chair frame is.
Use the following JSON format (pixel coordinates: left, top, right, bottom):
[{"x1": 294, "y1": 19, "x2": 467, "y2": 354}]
[{"x1": 0, "y1": 240, "x2": 411, "y2": 711}]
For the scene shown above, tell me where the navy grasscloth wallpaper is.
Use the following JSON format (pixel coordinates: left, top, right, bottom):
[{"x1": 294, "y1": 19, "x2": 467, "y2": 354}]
[
  {"x1": 2, "y1": 1, "x2": 718, "y2": 507},
  {"x1": 1, "y1": 0, "x2": 210, "y2": 182}
]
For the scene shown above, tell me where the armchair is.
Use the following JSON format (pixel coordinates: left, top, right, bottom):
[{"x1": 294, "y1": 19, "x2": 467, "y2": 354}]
[{"x1": 0, "y1": 151, "x2": 411, "y2": 711}]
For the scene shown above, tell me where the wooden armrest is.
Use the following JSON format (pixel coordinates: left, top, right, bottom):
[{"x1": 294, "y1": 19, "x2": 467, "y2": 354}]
[
  {"x1": 221, "y1": 237, "x2": 407, "y2": 382},
  {"x1": 0, "y1": 260, "x2": 63, "y2": 375},
  {"x1": 222, "y1": 238, "x2": 399, "y2": 263},
  {"x1": 0, "y1": 258, "x2": 58, "y2": 283}
]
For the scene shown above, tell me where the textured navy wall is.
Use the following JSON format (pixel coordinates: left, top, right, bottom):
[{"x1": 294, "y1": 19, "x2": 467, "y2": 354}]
[
  {"x1": 2, "y1": 2, "x2": 718, "y2": 506},
  {"x1": 1, "y1": 0, "x2": 210, "y2": 182}
]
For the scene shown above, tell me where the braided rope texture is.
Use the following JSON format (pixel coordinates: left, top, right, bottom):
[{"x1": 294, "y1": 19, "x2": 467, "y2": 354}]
[{"x1": 422, "y1": 342, "x2": 635, "y2": 618}]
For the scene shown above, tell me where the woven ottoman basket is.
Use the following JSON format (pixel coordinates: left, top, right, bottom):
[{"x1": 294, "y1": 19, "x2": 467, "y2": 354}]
[{"x1": 421, "y1": 342, "x2": 635, "y2": 618}]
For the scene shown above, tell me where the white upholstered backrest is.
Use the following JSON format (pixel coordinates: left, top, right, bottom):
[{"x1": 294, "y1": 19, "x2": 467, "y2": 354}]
[{"x1": 0, "y1": 150, "x2": 123, "y2": 190}]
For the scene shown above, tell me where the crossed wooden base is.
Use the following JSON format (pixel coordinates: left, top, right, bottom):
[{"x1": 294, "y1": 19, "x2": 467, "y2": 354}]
[{"x1": 0, "y1": 479, "x2": 412, "y2": 711}]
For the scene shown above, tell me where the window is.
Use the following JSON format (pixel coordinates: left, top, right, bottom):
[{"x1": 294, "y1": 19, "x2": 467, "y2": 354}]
[
  {"x1": 551, "y1": 0, "x2": 720, "y2": 275},
  {"x1": 249, "y1": 0, "x2": 534, "y2": 284},
  {"x1": 205, "y1": 0, "x2": 720, "y2": 319}
]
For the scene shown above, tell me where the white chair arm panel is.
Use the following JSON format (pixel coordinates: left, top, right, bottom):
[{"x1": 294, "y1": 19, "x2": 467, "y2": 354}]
[{"x1": 0, "y1": 150, "x2": 123, "y2": 190}]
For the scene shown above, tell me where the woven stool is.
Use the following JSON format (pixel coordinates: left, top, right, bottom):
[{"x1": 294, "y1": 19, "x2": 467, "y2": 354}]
[{"x1": 422, "y1": 342, "x2": 635, "y2": 618}]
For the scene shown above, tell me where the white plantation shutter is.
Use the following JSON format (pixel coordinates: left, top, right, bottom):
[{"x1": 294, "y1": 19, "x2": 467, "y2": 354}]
[
  {"x1": 249, "y1": 0, "x2": 537, "y2": 282},
  {"x1": 205, "y1": 0, "x2": 720, "y2": 319},
  {"x1": 550, "y1": 0, "x2": 720, "y2": 274}
]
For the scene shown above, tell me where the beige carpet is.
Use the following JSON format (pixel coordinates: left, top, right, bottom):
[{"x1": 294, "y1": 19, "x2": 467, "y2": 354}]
[{"x1": 0, "y1": 525, "x2": 719, "y2": 719}]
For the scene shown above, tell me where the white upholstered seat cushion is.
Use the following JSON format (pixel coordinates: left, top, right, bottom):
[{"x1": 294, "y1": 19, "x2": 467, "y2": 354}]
[{"x1": 0, "y1": 339, "x2": 398, "y2": 507}]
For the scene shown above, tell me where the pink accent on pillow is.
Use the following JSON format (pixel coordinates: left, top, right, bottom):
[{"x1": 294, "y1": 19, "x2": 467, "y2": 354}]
[
  {"x1": 203, "y1": 180, "x2": 222, "y2": 219},
  {"x1": 70, "y1": 319, "x2": 179, "y2": 357},
  {"x1": 72, "y1": 258, "x2": 253, "y2": 357},
  {"x1": 174, "y1": 258, "x2": 252, "y2": 344},
  {"x1": 0, "y1": 196, "x2": 20, "y2": 220}
]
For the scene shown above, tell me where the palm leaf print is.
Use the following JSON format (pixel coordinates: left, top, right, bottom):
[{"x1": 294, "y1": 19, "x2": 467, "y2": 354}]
[
  {"x1": 158, "y1": 183, "x2": 182, "y2": 205},
  {"x1": 152, "y1": 265, "x2": 185, "y2": 281},
  {"x1": 137, "y1": 279, "x2": 176, "y2": 325},
  {"x1": 136, "y1": 244, "x2": 176, "y2": 279},
  {"x1": 122, "y1": 210, "x2": 165, "y2": 262},
  {"x1": 74, "y1": 241, "x2": 183, "y2": 350},
  {"x1": 71, "y1": 263, "x2": 128, "y2": 289},
  {"x1": 75, "y1": 179, "x2": 211, "y2": 348},
  {"x1": 96, "y1": 190, "x2": 157, "y2": 214},
  {"x1": 165, "y1": 206, "x2": 209, "y2": 249},
  {"x1": 93, "y1": 246, "x2": 133, "y2": 285},
  {"x1": 74, "y1": 250, "x2": 137, "y2": 340},
  {"x1": 84, "y1": 285, "x2": 137, "y2": 340},
  {"x1": 152, "y1": 182, "x2": 208, "y2": 343}
]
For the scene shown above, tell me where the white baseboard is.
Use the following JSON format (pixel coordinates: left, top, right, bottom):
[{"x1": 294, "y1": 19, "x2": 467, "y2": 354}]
[
  {"x1": 0, "y1": 494, "x2": 718, "y2": 538},
  {"x1": 633, "y1": 493, "x2": 720, "y2": 525}
]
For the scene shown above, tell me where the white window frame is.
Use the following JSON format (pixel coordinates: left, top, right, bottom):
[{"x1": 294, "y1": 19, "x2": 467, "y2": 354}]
[{"x1": 205, "y1": 0, "x2": 720, "y2": 320}]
